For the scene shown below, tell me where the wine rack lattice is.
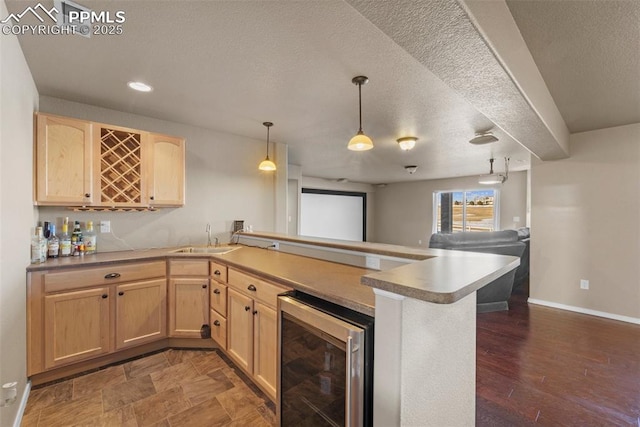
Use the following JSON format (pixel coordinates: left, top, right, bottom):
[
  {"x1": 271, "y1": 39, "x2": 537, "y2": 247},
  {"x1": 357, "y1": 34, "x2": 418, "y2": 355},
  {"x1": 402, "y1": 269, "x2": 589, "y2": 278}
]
[{"x1": 100, "y1": 128, "x2": 142, "y2": 204}]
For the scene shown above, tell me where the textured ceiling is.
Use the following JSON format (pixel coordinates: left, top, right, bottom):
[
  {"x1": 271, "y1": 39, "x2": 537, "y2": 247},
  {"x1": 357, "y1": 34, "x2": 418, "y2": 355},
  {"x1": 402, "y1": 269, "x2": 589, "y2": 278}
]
[
  {"x1": 506, "y1": 0, "x2": 640, "y2": 133},
  {"x1": 6, "y1": 0, "x2": 637, "y2": 183}
]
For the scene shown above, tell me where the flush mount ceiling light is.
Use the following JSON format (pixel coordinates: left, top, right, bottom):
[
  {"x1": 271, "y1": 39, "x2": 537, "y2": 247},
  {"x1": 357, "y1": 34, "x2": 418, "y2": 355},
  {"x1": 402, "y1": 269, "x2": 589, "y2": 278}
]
[
  {"x1": 397, "y1": 136, "x2": 418, "y2": 151},
  {"x1": 127, "y1": 81, "x2": 153, "y2": 92},
  {"x1": 347, "y1": 76, "x2": 374, "y2": 151},
  {"x1": 469, "y1": 131, "x2": 498, "y2": 145},
  {"x1": 258, "y1": 122, "x2": 276, "y2": 171},
  {"x1": 478, "y1": 157, "x2": 509, "y2": 184},
  {"x1": 404, "y1": 165, "x2": 418, "y2": 174}
]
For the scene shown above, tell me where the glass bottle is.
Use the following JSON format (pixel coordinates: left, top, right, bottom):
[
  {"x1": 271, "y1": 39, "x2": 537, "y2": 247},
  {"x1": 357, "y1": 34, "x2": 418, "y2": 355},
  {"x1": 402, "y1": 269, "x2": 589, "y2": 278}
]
[
  {"x1": 31, "y1": 227, "x2": 44, "y2": 264},
  {"x1": 83, "y1": 221, "x2": 97, "y2": 255},
  {"x1": 47, "y1": 224, "x2": 60, "y2": 258},
  {"x1": 71, "y1": 220, "x2": 83, "y2": 256},
  {"x1": 60, "y1": 221, "x2": 72, "y2": 257}
]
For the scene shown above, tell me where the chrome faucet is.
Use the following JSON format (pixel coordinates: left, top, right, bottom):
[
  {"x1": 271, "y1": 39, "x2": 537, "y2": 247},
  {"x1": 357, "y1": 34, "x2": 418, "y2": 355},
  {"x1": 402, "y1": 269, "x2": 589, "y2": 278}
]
[{"x1": 206, "y1": 223, "x2": 212, "y2": 247}]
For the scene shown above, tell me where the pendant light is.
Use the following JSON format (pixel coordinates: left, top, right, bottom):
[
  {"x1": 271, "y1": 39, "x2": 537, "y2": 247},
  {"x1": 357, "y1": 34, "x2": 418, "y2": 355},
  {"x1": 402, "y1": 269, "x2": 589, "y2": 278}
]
[
  {"x1": 258, "y1": 122, "x2": 276, "y2": 171},
  {"x1": 348, "y1": 76, "x2": 374, "y2": 151}
]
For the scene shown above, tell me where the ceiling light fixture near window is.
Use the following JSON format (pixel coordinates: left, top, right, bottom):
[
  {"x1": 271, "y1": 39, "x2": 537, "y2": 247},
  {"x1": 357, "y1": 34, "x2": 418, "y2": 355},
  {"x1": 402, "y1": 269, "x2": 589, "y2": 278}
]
[
  {"x1": 397, "y1": 136, "x2": 418, "y2": 151},
  {"x1": 469, "y1": 131, "x2": 498, "y2": 145},
  {"x1": 127, "y1": 81, "x2": 153, "y2": 92},
  {"x1": 258, "y1": 122, "x2": 276, "y2": 171},
  {"x1": 348, "y1": 76, "x2": 374, "y2": 151},
  {"x1": 478, "y1": 157, "x2": 509, "y2": 184}
]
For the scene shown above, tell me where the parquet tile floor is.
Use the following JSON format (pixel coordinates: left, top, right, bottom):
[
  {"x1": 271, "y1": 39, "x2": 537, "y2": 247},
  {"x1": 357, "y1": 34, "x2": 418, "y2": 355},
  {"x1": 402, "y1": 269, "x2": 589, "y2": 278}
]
[{"x1": 21, "y1": 349, "x2": 276, "y2": 427}]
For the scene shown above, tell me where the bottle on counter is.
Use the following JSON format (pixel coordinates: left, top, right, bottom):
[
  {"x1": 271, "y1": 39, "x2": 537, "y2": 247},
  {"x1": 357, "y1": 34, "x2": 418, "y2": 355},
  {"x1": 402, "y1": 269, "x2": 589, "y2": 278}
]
[
  {"x1": 31, "y1": 226, "x2": 46, "y2": 264},
  {"x1": 71, "y1": 220, "x2": 83, "y2": 256},
  {"x1": 83, "y1": 221, "x2": 97, "y2": 255},
  {"x1": 59, "y1": 220, "x2": 71, "y2": 257},
  {"x1": 47, "y1": 224, "x2": 59, "y2": 258}
]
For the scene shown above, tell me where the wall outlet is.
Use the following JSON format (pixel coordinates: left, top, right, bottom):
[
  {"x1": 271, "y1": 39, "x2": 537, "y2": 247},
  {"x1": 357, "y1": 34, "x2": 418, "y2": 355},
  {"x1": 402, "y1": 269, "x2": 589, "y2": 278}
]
[
  {"x1": 580, "y1": 279, "x2": 589, "y2": 290},
  {"x1": 99, "y1": 220, "x2": 111, "y2": 233},
  {"x1": 365, "y1": 256, "x2": 380, "y2": 270},
  {"x1": 513, "y1": 216, "x2": 520, "y2": 223}
]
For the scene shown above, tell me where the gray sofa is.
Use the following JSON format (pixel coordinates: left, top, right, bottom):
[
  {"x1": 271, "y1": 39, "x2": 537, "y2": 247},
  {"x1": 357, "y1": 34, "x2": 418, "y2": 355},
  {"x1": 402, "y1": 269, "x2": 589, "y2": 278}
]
[{"x1": 429, "y1": 230, "x2": 526, "y2": 312}]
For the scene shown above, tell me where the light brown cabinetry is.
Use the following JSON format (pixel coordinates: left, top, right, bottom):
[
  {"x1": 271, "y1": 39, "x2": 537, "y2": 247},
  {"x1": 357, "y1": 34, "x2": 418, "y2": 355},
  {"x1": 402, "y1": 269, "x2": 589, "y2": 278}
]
[
  {"x1": 35, "y1": 113, "x2": 93, "y2": 205},
  {"x1": 168, "y1": 260, "x2": 209, "y2": 338},
  {"x1": 34, "y1": 113, "x2": 185, "y2": 207},
  {"x1": 28, "y1": 261, "x2": 167, "y2": 376},
  {"x1": 210, "y1": 260, "x2": 228, "y2": 349},
  {"x1": 226, "y1": 268, "x2": 290, "y2": 400}
]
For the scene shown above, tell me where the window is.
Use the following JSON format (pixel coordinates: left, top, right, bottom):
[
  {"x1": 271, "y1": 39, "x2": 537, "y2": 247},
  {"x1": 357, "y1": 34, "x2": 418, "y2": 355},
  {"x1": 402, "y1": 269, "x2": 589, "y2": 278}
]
[{"x1": 433, "y1": 189, "x2": 499, "y2": 233}]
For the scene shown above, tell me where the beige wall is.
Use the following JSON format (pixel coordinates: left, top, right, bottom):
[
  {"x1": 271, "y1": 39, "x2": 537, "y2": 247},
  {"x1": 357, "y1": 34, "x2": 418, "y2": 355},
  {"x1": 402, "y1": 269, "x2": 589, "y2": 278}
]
[
  {"x1": 0, "y1": 1, "x2": 39, "y2": 423},
  {"x1": 372, "y1": 171, "x2": 528, "y2": 247},
  {"x1": 38, "y1": 96, "x2": 284, "y2": 251},
  {"x1": 530, "y1": 124, "x2": 640, "y2": 320}
]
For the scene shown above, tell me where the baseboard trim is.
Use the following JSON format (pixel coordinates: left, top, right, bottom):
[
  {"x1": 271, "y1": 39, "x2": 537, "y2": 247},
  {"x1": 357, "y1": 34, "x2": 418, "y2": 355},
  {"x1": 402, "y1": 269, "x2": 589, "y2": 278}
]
[
  {"x1": 528, "y1": 298, "x2": 640, "y2": 325},
  {"x1": 13, "y1": 380, "x2": 31, "y2": 427}
]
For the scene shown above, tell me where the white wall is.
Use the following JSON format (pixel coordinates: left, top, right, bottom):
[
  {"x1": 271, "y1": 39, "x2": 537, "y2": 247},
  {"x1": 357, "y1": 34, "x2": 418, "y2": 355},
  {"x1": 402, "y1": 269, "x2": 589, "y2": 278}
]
[
  {"x1": 373, "y1": 171, "x2": 528, "y2": 247},
  {"x1": 38, "y1": 96, "x2": 284, "y2": 251},
  {"x1": 530, "y1": 124, "x2": 640, "y2": 320},
  {"x1": 0, "y1": 0, "x2": 39, "y2": 422}
]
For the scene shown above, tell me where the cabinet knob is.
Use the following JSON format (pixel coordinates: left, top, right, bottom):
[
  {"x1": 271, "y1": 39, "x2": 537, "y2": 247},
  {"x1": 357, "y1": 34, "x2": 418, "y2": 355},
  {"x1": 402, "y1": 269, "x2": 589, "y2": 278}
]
[
  {"x1": 202, "y1": 284, "x2": 207, "y2": 289},
  {"x1": 247, "y1": 284, "x2": 257, "y2": 292},
  {"x1": 253, "y1": 310, "x2": 258, "y2": 315},
  {"x1": 214, "y1": 270, "x2": 221, "y2": 276},
  {"x1": 104, "y1": 273, "x2": 121, "y2": 279},
  {"x1": 101, "y1": 294, "x2": 108, "y2": 299},
  {"x1": 213, "y1": 289, "x2": 221, "y2": 295},
  {"x1": 150, "y1": 196, "x2": 155, "y2": 201},
  {"x1": 84, "y1": 193, "x2": 91, "y2": 198},
  {"x1": 213, "y1": 320, "x2": 220, "y2": 326},
  {"x1": 118, "y1": 291, "x2": 124, "y2": 296},
  {"x1": 244, "y1": 306, "x2": 251, "y2": 311}
]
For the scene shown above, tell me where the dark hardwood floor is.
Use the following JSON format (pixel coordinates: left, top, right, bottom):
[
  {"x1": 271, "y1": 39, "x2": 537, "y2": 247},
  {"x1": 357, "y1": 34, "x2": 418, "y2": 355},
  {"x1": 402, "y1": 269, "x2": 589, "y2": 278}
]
[{"x1": 476, "y1": 282, "x2": 640, "y2": 426}]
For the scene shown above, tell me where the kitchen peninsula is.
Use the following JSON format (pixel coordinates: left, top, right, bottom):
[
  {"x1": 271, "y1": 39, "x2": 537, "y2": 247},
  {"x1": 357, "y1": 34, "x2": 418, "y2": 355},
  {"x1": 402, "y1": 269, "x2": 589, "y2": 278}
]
[{"x1": 26, "y1": 233, "x2": 519, "y2": 426}]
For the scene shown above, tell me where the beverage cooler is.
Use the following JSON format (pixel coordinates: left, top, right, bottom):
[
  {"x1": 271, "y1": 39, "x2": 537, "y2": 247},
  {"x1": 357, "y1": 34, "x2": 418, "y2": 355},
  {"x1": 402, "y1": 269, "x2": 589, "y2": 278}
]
[{"x1": 277, "y1": 291, "x2": 374, "y2": 427}]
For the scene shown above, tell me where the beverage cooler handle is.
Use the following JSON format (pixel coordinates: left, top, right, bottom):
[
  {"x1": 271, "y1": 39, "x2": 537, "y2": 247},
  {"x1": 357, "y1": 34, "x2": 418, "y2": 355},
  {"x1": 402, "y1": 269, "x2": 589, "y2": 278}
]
[{"x1": 345, "y1": 335, "x2": 353, "y2": 427}]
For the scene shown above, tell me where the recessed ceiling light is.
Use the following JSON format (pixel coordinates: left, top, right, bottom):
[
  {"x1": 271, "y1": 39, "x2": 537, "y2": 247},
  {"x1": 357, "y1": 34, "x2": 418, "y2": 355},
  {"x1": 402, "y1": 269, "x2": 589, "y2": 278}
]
[{"x1": 127, "y1": 81, "x2": 153, "y2": 92}]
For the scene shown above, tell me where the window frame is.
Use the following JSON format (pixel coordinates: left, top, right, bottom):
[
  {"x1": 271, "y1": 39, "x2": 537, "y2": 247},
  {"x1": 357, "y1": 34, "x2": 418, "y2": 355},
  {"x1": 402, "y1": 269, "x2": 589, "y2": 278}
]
[{"x1": 432, "y1": 189, "x2": 500, "y2": 234}]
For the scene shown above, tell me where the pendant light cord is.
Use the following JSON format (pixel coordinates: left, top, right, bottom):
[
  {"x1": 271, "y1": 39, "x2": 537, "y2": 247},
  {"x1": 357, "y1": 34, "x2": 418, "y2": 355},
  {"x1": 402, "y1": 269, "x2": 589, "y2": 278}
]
[
  {"x1": 358, "y1": 82, "x2": 363, "y2": 133},
  {"x1": 266, "y1": 126, "x2": 270, "y2": 159}
]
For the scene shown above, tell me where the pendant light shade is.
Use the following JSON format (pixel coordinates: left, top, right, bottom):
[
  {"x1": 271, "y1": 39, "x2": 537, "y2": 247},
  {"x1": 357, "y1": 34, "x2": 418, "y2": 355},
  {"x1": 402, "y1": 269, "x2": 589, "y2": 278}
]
[
  {"x1": 348, "y1": 76, "x2": 374, "y2": 151},
  {"x1": 258, "y1": 122, "x2": 276, "y2": 171}
]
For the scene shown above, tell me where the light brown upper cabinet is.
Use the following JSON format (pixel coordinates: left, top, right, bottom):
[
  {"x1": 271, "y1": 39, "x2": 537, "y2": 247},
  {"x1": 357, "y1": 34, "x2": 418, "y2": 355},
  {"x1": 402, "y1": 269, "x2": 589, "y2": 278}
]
[
  {"x1": 147, "y1": 133, "x2": 185, "y2": 207},
  {"x1": 35, "y1": 113, "x2": 94, "y2": 205},
  {"x1": 35, "y1": 113, "x2": 185, "y2": 208}
]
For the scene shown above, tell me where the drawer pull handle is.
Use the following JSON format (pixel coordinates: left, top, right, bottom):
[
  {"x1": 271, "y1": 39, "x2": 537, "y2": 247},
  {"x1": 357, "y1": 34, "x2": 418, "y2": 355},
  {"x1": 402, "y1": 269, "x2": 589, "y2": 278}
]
[
  {"x1": 245, "y1": 306, "x2": 251, "y2": 311},
  {"x1": 118, "y1": 291, "x2": 124, "y2": 296},
  {"x1": 213, "y1": 289, "x2": 221, "y2": 295},
  {"x1": 214, "y1": 270, "x2": 221, "y2": 276},
  {"x1": 213, "y1": 320, "x2": 221, "y2": 327},
  {"x1": 202, "y1": 284, "x2": 207, "y2": 289},
  {"x1": 104, "y1": 273, "x2": 121, "y2": 279},
  {"x1": 247, "y1": 284, "x2": 257, "y2": 292},
  {"x1": 101, "y1": 294, "x2": 108, "y2": 299}
]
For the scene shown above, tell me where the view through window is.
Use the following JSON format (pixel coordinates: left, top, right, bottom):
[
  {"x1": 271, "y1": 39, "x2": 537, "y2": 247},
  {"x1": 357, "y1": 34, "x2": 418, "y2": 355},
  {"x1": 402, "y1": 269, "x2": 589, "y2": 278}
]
[{"x1": 434, "y1": 189, "x2": 498, "y2": 233}]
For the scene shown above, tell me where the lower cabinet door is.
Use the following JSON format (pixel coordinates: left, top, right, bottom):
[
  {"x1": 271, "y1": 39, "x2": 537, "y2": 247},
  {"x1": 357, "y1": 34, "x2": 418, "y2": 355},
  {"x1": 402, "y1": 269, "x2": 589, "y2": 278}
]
[
  {"x1": 253, "y1": 302, "x2": 277, "y2": 400},
  {"x1": 116, "y1": 279, "x2": 167, "y2": 350},
  {"x1": 169, "y1": 278, "x2": 210, "y2": 338},
  {"x1": 210, "y1": 309, "x2": 227, "y2": 350},
  {"x1": 227, "y1": 288, "x2": 253, "y2": 373},
  {"x1": 44, "y1": 287, "x2": 111, "y2": 369}
]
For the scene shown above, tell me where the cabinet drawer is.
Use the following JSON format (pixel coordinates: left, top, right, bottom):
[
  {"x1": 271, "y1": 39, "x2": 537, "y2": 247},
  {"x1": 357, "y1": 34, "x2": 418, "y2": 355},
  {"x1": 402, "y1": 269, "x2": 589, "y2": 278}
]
[
  {"x1": 210, "y1": 309, "x2": 227, "y2": 350},
  {"x1": 228, "y1": 268, "x2": 290, "y2": 309},
  {"x1": 169, "y1": 259, "x2": 209, "y2": 276},
  {"x1": 44, "y1": 261, "x2": 166, "y2": 293},
  {"x1": 210, "y1": 283, "x2": 227, "y2": 317},
  {"x1": 210, "y1": 261, "x2": 227, "y2": 283}
]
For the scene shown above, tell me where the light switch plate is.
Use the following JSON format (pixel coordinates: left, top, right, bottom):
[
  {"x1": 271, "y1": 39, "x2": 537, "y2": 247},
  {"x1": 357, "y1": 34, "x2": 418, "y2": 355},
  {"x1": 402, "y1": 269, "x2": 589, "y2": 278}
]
[{"x1": 100, "y1": 220, "x2": 111, "y2": 233}]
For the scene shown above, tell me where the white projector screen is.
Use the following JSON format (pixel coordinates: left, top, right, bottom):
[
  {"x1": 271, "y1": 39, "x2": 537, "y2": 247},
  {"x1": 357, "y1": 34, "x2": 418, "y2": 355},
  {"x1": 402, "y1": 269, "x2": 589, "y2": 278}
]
[{"x1": 299, "y1": 189, "x2": 366, "y2": 241}]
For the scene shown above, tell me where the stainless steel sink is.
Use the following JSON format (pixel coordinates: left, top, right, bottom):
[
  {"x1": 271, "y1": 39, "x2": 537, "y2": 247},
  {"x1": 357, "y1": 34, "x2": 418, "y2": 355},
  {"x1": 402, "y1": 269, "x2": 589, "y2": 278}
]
[{"x1": 171, "y1": 246, "x2": 240, "y2": 255}]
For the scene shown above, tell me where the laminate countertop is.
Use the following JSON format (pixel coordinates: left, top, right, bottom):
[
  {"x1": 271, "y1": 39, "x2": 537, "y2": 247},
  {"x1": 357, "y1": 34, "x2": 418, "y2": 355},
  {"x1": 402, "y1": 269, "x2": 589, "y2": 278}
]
[{"x1": 26, "y1": 245, "x2": 375, "y2": 316}]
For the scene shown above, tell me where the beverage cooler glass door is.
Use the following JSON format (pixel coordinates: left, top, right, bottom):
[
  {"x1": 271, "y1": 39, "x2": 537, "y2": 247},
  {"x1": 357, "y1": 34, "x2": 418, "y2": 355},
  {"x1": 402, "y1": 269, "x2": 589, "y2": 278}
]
[{"x1": 278, "y1": 295, "x2": 366, "y2": 427}]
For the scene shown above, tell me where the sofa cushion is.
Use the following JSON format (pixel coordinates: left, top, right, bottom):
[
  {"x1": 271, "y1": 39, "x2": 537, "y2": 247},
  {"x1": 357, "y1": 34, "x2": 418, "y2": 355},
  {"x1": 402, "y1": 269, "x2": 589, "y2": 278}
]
[{"x1": 429, "y1": 230, "x2": 518, "y2": 249}]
